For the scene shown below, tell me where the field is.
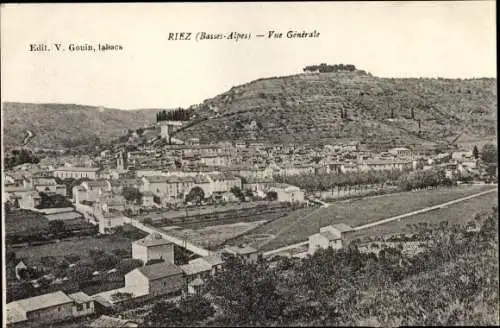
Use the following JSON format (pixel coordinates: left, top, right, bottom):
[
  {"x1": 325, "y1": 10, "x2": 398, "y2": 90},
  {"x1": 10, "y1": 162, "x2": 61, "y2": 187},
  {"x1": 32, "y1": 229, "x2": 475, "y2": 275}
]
[
  {"x1": 8, "y1": 226, "x2": 147, "y2": 267},
  {"x1": 350, "y1": 190, "x2": 498, "y2": 241},
  {"x1": 160, "y1": 220, "x2": 268, "y2": 249},
  {"x1": 239, "y1": 185, "x2": 496, "y2": 251},
  {"x1": 5, "y1": 210, "x2": 49, "y2": 235}
]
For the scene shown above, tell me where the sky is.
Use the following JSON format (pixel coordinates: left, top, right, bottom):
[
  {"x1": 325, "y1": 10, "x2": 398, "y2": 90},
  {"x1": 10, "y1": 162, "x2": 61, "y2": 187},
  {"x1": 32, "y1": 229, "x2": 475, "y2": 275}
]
[{"x1": 1, "y1": 2, "x2": 496, "y2": 110}]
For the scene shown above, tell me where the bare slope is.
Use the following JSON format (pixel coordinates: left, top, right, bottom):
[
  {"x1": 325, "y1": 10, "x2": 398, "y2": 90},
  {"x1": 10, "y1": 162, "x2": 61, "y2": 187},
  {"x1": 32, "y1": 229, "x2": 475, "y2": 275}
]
[
  {"x1": 2, "y1": 102, "x2": 160, "y2": 149},
  {"x1": 174, "y1": 72, "x2": 496, "y2": 149}
]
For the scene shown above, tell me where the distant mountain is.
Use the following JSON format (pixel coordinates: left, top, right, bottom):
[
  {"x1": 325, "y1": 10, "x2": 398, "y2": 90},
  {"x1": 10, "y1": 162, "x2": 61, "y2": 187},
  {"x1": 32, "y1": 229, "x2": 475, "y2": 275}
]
[
  {"x1": 173, "y1": 71, "x2": 497, "y2": 150},
  {"x1": 2, "y1": 102, "x2": 162, "y2": 149}
]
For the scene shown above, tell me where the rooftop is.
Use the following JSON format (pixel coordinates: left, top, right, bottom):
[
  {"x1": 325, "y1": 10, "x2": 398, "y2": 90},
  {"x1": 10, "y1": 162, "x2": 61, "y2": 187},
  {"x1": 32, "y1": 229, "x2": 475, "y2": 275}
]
[
  {"x1": 55, "y1": 167, "x2": 100, "y2": 172},
  {"x1": 133, "y1": 234, "x2": 172, "y2": 247},
  {"x1": 68, "y1": 291, "x2": 93, "y2": 304},
  {"x1": 44, "y1": 212, "x2": 83, "y2": 222},
  {"x1": 319, "y1": 231, "x2": 341, "y2": 241},
  {"x1": 11, "y1": 291, "x2": 73, "y2": 313},
  {"x1": 180, "y1": 259, "x2": 212, "y2": 276},
  {"x1": 136, "y1": 262, "x2": 183, "y2": 281}
]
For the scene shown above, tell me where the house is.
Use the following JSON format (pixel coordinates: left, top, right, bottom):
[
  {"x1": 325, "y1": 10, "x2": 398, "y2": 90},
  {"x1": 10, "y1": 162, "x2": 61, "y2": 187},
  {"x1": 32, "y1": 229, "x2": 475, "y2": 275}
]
[
  {"x1": 243, "y1": 176, "x2": 274, "y2": 194},
  {"x1": 31, "y1": 177, "x2": 66, "y2": 195},
  {"x1": 200, "y1": 154, "x2": 229, "y2": 166},
  {"x1": 277, "y1": 164, "x2": 315, "y2": 177},
  {"x1": 6, "y1": 291, "x2": 75, "y2": 326},
  {"x1": 54, "y1": 167, "x2": 101, "y2": 180},
  {"x1": 68, "y1": 292, "x2": 95, "y2": 318},
  {"x1": 88, "y1": 315, "x2": 138, "y2": 328},
  {"x1": 73, "y1": 180, "x2": 112, "y2": 203},
  {"x1": 222, "y1": 245, "x2": 259, "y2": 264},
  {"x1": 357, "y1": 160, "x2": 414, "y2": 172},
  {"x1": 14, "y1": 259, "x2": 37, "y2": 281},
  {"x1": 266, "y1": 183, "x2": 305, "y2": 203},
  {"x1": 180, "y1": 259, "x2": 213, "y2": 294},
  {"x1": 124, "y1": 262, "x2": 185, "y2": 297},
  {"x1": 97, "y1": 211, "x2": 130, "y2": 234},
  {"x1": 207, "y1": 172, "x2": 242, "y2": 199},
  {"x1": 142, "y1": 175, "x2": 195, "y2": 201},
  {"x1": 308, "y1": 224, "x2": 355, "y2": 254},
  {"x1": 196, "y1": 254, "x2": 224, "y2": 275},
  {"x1": 388, "y1": 147, "x2": 412, "y2": 157},
  {"x1": 132, "y1": 234, "x2": 175, "y2": 264},
  {"x1": 142, "y1": 191, "x2": 156, "y2": 207}
]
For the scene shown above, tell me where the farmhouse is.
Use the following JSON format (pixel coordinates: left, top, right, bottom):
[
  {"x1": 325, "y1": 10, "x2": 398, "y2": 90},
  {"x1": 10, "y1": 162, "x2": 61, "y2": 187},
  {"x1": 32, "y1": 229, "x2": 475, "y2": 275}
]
[
  {"x1": 132, "y1": 234, "x2": 175, "y2": 264},
  {"x1": 222, "y1": 245, "x2": 259, "y2": 264},
  {"x1": 124, "y1": 262, "x2": 185, "y2": 297},
  {"x1": 308, "y1": 223, "x2": 355, "y2": 254},
  {"x1": 6, "y1": 290, "x2": 95, "y2": 326}
]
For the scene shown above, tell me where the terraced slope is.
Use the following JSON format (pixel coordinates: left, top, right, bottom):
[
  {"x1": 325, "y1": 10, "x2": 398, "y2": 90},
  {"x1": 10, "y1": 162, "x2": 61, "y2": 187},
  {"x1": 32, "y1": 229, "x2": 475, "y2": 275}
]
[{"x1": 174, "y1": 71, "x2": 496, "y2": 149}]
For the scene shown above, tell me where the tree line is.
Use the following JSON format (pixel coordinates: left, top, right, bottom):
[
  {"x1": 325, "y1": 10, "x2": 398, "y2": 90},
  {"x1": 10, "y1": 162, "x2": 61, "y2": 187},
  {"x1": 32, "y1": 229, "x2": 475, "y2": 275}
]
[
  {"x1": 156, "y1": 108, "x2": 193, "y2": 122},
  {"x1": 303, "y1": 63, "x2": 357, "y2": 73},
  {"x1": 275, "y1": 169, "x2": 407, "y2": 192}
]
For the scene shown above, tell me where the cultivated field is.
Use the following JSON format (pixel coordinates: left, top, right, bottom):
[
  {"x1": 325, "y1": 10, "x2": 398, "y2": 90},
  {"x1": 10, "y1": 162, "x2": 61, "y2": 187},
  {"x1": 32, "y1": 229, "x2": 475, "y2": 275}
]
[
  {"x1": 160, "y1": 220, "x2": 268, "y2": 249},
  {"x1": 8, "y1": 227, "x2": 147, "y2": 266},
  {"x1": 243, "y1": 185, "x2": 496, "y2": 251}
]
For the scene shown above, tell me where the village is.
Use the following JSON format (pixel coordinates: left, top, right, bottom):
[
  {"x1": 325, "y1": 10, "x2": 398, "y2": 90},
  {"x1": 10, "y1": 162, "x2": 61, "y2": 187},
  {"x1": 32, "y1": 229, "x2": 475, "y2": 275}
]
[{"x1": 4, "y1": 115, "x2": 497, "y2": 328}]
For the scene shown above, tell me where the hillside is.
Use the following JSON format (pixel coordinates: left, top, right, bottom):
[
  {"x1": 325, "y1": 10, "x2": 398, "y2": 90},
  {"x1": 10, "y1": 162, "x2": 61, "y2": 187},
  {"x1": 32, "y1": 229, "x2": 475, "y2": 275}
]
[
  {"x1": 2, "y1": 102, "x2": 160, "y2": 149},
  {"x1": 174, "y1": 71, "x2": 497, "y2": 150}
]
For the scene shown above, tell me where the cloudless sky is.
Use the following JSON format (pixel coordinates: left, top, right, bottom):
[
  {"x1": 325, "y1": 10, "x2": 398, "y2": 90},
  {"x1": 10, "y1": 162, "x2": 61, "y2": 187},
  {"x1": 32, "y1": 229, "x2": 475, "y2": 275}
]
[{"x1": 1, "y1": 2, "x2": 496, "y2": 110}]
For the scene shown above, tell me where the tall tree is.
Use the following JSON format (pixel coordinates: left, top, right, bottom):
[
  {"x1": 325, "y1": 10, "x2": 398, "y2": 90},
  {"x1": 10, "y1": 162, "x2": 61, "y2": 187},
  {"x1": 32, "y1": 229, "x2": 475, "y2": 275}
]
[{"x1": 473, "y1": 145, "x2": 479, "y2": 159}]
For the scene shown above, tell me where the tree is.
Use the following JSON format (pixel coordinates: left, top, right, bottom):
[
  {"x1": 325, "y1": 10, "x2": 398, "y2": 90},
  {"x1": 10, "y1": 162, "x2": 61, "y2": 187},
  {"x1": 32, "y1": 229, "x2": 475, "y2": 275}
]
[
  {"x1": 473, "y1": 145, "x2": 479, "y2": 159},
  {"x1": 143, "y1": 217, "x2": 153, "y2": 225},
  {"x1": 117, "y1": 258, "x2": 143, "y2": 275},
  {"x1": 144, "y1": 301, "x2": 184, "y2": 327},
  {"x1": 112, "y1": 248, "x2": 129, "y2": 258},
  {"x1": 122, "y1": 187, "x2": 143, "y2": 205},
  {"x1": 6, "y1": 251, "x2": 16, "y2": 264},
  {"x1": 207, "y1": 255, "x2": 286, "y2": 325},
  {"x1": 266, "y1": 191, "x2": 278, "y2": 201},
  {"x1": 481, "y1": 144, "x2": 497, "y2": 163},
  {"x1": 230, "y1": 186, "x2": 245, "y2": 201},
  {"x1": 153, "y1": 195, "x2": 161, "y2": 205},
  {"x1": 67, "y1": 264, "x2": 93, "y2": 283},
  {"x1": 185, "y1": 186, "x2": 205, "y2": 204}
]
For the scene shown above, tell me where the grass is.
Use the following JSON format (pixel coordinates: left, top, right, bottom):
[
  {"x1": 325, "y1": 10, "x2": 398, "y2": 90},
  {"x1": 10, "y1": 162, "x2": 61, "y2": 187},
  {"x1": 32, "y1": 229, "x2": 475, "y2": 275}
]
[
  {"x1": 8, "y1": 235, "x2": 135, "y2": 267},
  {"x1": 5, "y1": 210, "x2": 49, "y2": 235},
  {"x1": 250, "y1": 185, "x2": 496, "y2": 251},
  {"x1": 350, "y1": 190, "x2": 497, "y2": 241}
]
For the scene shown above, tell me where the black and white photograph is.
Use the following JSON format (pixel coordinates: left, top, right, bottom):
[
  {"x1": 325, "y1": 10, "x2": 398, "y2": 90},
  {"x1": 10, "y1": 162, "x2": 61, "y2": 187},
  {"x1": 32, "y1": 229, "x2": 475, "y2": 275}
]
[{"x1": 1, "y1": 2, "x2": 498, "y2": 327}]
